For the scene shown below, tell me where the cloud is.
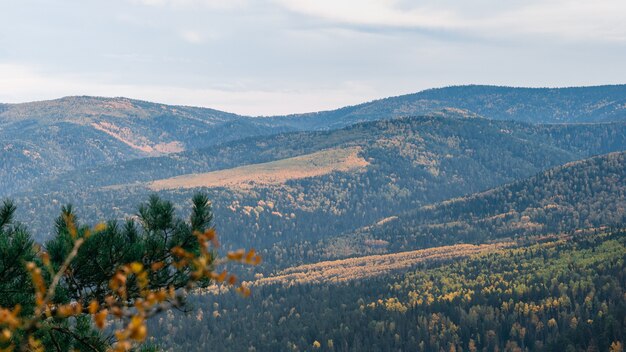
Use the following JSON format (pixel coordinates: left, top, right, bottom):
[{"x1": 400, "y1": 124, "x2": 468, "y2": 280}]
[
  {"x1": 1, "y1": 1, "x2": 624, "y2": 115},
  {"x1": 130, "y1": 0, "x2": 249, "y2": 10},
  {"x1": 273, "y1": 0, "x2": 626, "y2": 42},
  {"x1": 179, "y1": 30, "x2": 204, "y2": 44},
  {"x1": 493, "y1": 0, "x2": 626, "y2": 42},
  {"x1": 274, "y1": 0, "x2": 460, "y2": 30}
]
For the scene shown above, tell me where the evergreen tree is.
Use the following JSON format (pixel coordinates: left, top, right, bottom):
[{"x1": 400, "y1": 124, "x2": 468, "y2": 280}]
[{"x1": 0, "y1": 194, "x2": 256, "y2": 351}]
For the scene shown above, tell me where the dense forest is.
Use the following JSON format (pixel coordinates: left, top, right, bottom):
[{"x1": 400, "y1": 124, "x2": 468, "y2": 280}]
[
  {"x1": 316, "y1": 151, "x2": 626, "y2": 257},
  {"x1": 147, "y1": 230, "x2": 626, "y2": 352},
  {"x1": 10, "y1": 117, "x2": 626, "y2": 259}
]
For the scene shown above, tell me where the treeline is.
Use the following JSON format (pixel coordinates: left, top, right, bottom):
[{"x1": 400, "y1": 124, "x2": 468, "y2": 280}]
[{"x1": 148, "y1": 230, "x2": 626, "y2": 352}]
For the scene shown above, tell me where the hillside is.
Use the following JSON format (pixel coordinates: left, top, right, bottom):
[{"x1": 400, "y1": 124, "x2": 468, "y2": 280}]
[
  {"x1": 10, "y1": 117, "x2": 626, "y2": 273},
  {"x1": 255, "y1": 241, "x2": 511, "y2": 286},
  {"x1": 147, "y1": 147, "x2": 369, "y2": 191},
  {"x1": 269, "y1": 85, "x2": 626, "y2": 129},
  {"x1": 32, "y1": 116, "x2": 626, "y2": 193},
  {"x1": 329, "y1": 151, "x2": 626, "y2": 257},
  {"x1": 0, "y1": 96, "x2": 290, "y2": 195},
  {"x1": 149, "y1": 230, "x2": 626, "y2": 352},
  {"x1": 3, "y1": 85, "x2": 626, "y2": 196}
]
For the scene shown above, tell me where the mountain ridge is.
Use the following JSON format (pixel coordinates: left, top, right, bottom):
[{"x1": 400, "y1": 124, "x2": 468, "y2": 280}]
[
  {"x1": 3, "y1": 84, "x2": 625, "y2": 196},
  {"x1": 3, "y1": 84, "x2": 626, "y2": 123},
  {"x1": 0, "y1": 95, "x2": 292, "y2": 195},
  {"x1": 267, "y1": 84, "x2": 626, "y2": 129}
]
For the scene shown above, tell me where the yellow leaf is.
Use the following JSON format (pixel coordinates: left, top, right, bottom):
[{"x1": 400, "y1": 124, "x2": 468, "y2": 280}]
[
  {"x1": 130, "y1": 262, "x2": 143, "y2": 274},
  {"x1": 94, "y1": 309, "x2": 108, "y2": 329}
]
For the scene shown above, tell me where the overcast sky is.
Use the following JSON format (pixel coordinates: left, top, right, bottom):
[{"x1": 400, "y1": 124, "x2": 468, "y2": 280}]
[{"x1": 1, "y1": 0, "x2": 625, "y2": 115}]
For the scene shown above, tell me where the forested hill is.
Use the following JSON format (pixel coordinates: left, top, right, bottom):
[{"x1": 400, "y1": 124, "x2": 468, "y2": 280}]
[
  {"x1": 11, "y1": 116, "x2": 626, "y2": 265},
  {"x1": 152, "y1": 230, "x2": 626, "y2": 352},
  {"x1": 30, "y1": 116, "x2": 626, "y2": 194},
  {"x1": 3, "y1": 85, "x2": 626, "y2": 195},
  {"x1": 351, "y1": 151, "x2": 626, "y2": 253},
  {"x1": 269, "y1": 85, "x2": 626, "y2": 129},
  {"x1": 0, "y1": 96, "x2": 291, "y2": 195}
]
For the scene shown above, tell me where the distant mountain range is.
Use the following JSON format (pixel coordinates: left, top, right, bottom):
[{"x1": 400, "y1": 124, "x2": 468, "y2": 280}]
[
  {"x1": 268, "y1": 84, "x2": 626, "y2": 129},
  {"x1": 0, "y1": 96, "x2": 290, "y2": 195},
  {"x1": 2, "y1": 85, "x2": 626, "y2": 195}
]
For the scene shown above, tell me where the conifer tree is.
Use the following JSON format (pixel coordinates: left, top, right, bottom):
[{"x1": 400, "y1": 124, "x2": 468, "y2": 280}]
[{"x1": 0, "y1": 194, "x2": 258, "y2": 351}]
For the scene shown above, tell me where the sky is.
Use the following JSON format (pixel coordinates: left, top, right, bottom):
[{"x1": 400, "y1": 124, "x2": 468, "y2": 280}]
[{"x1": 1, "y1": 0, "x2": 625, "y2": 116}]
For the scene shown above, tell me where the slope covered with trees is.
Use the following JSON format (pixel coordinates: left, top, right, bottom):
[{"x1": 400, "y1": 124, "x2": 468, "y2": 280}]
[
  {"x1": 0, "y1": 96, "x2": 291, "y2": 195},
  {"x1": 347, "y1": 151, "x2": 626, "y2": 254},
  {"x1": 4, "y1": 85, "x2": 626, "y2": 195},
  {"x1": 148, "y1": 230, "x2": 626, "y2": 352},
  {"x1": 269, "y1": 85, "x2": 626, "y2": 130},
  {"x1": 10, "y1": 117, "x2": 626, "y2": 268}
]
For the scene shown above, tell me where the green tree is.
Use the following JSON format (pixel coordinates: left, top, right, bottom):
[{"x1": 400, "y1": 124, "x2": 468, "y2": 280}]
[{"x1": 0, "y1": 194, "x2": 258, "y2": 351}]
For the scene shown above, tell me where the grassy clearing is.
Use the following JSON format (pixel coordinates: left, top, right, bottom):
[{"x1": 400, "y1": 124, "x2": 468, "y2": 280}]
[{"x1": 148, "y1": 147, "x2": 368, "y2": 190}]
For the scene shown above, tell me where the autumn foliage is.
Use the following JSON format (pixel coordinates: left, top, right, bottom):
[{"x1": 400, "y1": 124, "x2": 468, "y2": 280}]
[{"x1": 0, "y1": 194, "x2": 259, "y2": 351}]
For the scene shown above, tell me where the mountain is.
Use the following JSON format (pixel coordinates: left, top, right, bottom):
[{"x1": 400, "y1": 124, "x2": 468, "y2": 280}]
[
  {"x1": 269, "y1": 85, "x2": 626, "y2": 130},
  {"x1": 339, "y1": 151, "x2": 626, "y2": 255},
  {"x1": 11, "y1": 116, "x2": 626, "y2": 270},
  {"x1": 3, "y1": 85, "x2": 626, "y2": 195},
  {"x1": 0, "y1": 96, "x2": 291, "y2": 195},
  {"x1": 3, "y1": 87, "x2": 626, "y2": 351}
]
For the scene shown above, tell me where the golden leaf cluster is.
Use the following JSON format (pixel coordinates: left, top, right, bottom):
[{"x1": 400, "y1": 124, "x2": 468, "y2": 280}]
[{"x1": 0, "y1": 215, "x2": 260, "y2": 351}]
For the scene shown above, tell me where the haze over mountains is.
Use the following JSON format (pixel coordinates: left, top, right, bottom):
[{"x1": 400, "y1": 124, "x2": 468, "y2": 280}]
[
  {"x1": 2, "y1": 84, "x2": 626, "y2": 196},
  {"x1": 269, "y1": 84, "x2": 626, "y2": 129}
]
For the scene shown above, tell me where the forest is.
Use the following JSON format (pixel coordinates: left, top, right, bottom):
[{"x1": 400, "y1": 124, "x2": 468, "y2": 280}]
[{"x1": 148, "y1": 230, "x2": 626, "y2": 352}]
